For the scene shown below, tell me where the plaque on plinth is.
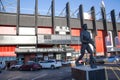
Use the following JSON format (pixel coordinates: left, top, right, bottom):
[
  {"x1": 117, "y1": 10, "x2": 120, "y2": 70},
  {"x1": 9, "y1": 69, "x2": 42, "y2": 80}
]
[{"x1": 71, "y1": 65, "x2": 106, "y2": 80}]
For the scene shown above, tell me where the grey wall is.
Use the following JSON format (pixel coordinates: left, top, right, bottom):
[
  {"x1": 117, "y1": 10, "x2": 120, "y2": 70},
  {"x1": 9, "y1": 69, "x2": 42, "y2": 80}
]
[{"x1": 0, "y1": 12, "x2": 120, "y2": 31}]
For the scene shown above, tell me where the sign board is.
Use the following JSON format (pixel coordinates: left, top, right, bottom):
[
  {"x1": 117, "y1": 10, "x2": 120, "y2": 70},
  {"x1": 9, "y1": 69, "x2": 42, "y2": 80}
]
[
  {"x1": 38, "y1": 35, "x2": 71, "y2": 44},
  {"x1": 0, "y1": 36, "x2": 36, "y2": 45},
  {"x1": 105, "y1": 31, "x2": 113, "y2": 47},
  {"x1": 16, "y1": 48, "x2": 65, "y2": 53}
]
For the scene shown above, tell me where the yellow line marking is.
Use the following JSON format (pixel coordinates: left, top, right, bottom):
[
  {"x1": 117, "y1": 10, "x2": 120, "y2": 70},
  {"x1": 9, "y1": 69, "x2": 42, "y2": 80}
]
[
  {"x1": 31, "y1": 73, "x2": 47, "y2": 80},
  {"x1": 105, "y1": 67, "x2": 108, "y2": 80},
  {"x1": 110, "y1": 67, "x2": 120, "y2": 80},
  {"x1": 116, "y1": 66, "x2": 120, "y2": 72}
]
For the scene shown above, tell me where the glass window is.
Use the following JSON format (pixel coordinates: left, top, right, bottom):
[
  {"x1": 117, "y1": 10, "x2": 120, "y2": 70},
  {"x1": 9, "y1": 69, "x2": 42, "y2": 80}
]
[
  {"x1": 0, "y1": 57, "x2": 2, "y2": 61},
  {"x1": 44, "y1": 35, "x2": 51, "y2": 39}
]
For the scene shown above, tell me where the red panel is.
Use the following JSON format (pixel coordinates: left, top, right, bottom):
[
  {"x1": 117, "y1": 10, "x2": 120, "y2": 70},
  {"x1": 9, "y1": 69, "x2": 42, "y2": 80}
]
[
  {"x1": 0, "y1": 46, "x2": 16, "y2": 57},
  {"x1": 38, "y1": 27, "x2": 52, "y2": 34},
  {"x1": 0, "y1": 26, "x2": 16, "y2": 34},
  {"x1": 71, "y1": 28, "x2": 81, "y2": 36},
  {"x1": 70, "y1": 45, "x2": 81, "y2": 52},
  {"x1": 95, "y1": 30, "x2": 104, "y2": 55},
  {"x1": 0, "y1": 46, "x2": 2, "y2": 52}
]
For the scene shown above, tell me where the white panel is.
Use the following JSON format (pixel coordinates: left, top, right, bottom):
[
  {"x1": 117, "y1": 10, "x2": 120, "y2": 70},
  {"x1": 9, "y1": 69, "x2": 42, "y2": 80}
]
[
  {"x1": 59, "y1": 31, "x2": 66, "y2": 35},
  {"x1": 0, "y1": 36, "x2": 36, "y2": 44},
  {"x1": 67, "y1": 53, "x2": 71, "y2": 56},
  {"x1": 19, "y1": 46, "x2": 35, "y2": 48},
  {"x1": 19, "y1": 27, "x2": 35, "y2": 35},
  {"x1": 38, "y1": 35, "x2": 45, "y2": 43}
]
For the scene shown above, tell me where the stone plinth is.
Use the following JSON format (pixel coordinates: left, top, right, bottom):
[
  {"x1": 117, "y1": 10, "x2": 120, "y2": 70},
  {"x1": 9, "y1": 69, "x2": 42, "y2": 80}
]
[{"x1": 71, "y1": 65, "x2": 106, "y2": 80}]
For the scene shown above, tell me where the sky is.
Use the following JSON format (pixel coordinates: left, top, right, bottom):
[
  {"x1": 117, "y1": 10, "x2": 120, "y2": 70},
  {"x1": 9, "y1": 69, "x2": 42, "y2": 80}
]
[{"x1": 2, "y1": 0, "x2": 120, "y2": 20}]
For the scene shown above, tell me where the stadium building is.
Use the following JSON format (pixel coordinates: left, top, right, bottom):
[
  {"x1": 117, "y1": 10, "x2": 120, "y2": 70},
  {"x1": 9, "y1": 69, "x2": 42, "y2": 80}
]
[{"x1": 0, "y1": 0, "x2": 120, "y2": 63}]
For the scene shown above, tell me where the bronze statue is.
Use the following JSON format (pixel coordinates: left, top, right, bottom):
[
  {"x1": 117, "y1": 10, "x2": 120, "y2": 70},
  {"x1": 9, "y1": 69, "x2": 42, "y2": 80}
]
[{"x1": 75, "y1": 24, "x2": 97, "y2": 68}]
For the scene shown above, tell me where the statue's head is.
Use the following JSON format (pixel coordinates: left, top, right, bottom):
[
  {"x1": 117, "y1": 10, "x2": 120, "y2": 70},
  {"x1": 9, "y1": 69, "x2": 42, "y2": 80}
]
[{"x1": 82, "y1": 24, "x2": 87, "y2": 30}]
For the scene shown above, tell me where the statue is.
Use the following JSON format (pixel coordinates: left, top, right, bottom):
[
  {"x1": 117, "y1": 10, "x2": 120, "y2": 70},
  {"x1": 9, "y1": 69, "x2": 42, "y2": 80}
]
[{"x1": 75, "y1": 24, "x2": 97, "y2": 68}]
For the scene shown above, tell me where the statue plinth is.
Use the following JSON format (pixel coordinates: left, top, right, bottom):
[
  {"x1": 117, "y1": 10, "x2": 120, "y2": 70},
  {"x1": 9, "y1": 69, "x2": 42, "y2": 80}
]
[{"x1": 71, "y1": 65, "x2": 106, "y2": 80}]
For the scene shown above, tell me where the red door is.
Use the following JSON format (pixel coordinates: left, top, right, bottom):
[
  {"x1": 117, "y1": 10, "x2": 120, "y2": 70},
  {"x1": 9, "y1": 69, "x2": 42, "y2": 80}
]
[{"x1": 95, "y1": 30, "x2": 105, "y2": 56}]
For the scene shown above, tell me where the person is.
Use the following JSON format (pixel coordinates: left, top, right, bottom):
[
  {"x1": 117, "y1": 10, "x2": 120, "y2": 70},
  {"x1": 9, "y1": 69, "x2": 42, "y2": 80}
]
[
  {"x1": 6, "y1": 62, "x2": 10, "y2": 70},
  {"x1": 75, "y1": 24, "x2": 97, "y2": 68}
]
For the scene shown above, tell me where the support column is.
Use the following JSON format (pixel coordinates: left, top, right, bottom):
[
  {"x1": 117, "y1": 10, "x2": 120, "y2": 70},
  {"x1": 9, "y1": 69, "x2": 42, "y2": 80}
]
[
  {"x1": 35, "y1": 0, "x2": 38, "y2": 48},
  {"x1": 101, "y1": 5, "x2": 108, "y2": 36},
  {"x1": 79, "y1": 5, "x2": 84, "y2": 28},
  {"x1": 91, "y1": 6, "x2": 97, "y2": 56},
  {"x1": 16, "y1": 0, "x2": 20, "y2": 35},
  {"x1": 51, "y1": 0, "x2": 55, "y2": 34},
  {"x1": 101, "y1": 4, "x2": 107, "y2": 56},
  {"x1": 111, "y1": 10, "x2": 118, "y2": 55},
  {"x1": 66, "y1": 2, "x2": 71, "y2": 35},
  {"x1": 91, "y1": 6, "x2": 97, "y2": 37}
]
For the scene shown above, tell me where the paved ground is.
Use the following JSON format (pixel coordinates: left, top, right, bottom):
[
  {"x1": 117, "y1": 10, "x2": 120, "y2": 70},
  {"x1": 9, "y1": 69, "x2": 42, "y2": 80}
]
[
  {"x1": 0, "y1": 63, "x2": 120, "y2": 80},
  {"x1": 103, "y1": 63, "x2": 120, "y2": 80},
  {"x1": 0, "y1": 66, "x2": 72, "y2": 80}
]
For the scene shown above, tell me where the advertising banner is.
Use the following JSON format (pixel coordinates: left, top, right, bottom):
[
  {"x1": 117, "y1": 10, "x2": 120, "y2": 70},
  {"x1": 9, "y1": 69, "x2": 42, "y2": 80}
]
[{"x1": 105, "y1": 31, "x2": 113, "y2": 47}]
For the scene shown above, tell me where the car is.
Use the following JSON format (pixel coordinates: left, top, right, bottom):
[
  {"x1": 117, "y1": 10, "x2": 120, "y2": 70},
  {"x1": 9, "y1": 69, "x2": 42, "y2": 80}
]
[
  {"x1": 106, "y1": 56, "x2": 119, "y2": 63},
  {"x1": 82, "y1": 56, "x2": 106, "y2": 65},
  {"x1": 9, "y1": 61, "x2": 23, "y2": 70},
  {"x1": 0, "y1": 61, "x2": 6, "y2": 70},
  {"x1": 19, "y1": 61, "x2": 42, "y2": 71},
  {"x1": 0, "y1": 67, "x2": 1, "y2": 73},
  {"x1": 10, "y1": 63, "x2": 22, "y2": 70},
  {"x1": 39, "y1": 60, "x2": 62, "y2": 69},
  {"x1": 61, "y1": 60, "x2": 71, "y2": 65},
  {"x1": 94, "y1": 56, "x2": 106, "y2": 64},
  {"x1": 0, "y1": 61, "x2": 6, "y2": 73}
]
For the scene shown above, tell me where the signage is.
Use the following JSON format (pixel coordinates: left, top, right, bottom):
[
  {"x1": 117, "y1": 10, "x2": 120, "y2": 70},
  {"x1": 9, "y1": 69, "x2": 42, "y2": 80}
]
[
  {"x1": 107, "y1": 47, "x2": 120, "y2": 52},
  {"x1": 0, "y1": 36, "x2": 36, "y2": 45},
  {"x1": 105, "y1": 31, "x2": 113, "y2": 47},
  {"x1": 29, "y1": 48, "x2": 64, "y2": 52},
  {"x1": 55, "y1": 26, "x2": 70, "y2": 35},
  {"x1": 115, "y1": 36, "x2": 120, "y2": 47},
  {"x1": 38, "y1": 35, "x2": 71, "y2": 44},
  {"x1": 16, "y1": 48, "x2": 64, "y2": 53}
]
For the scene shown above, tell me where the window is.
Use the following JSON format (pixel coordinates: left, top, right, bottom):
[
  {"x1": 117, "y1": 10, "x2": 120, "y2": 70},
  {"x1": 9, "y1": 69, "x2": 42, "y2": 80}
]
[{"x1": 44, "y1": 35, "x2": 51, "y2": 39}]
